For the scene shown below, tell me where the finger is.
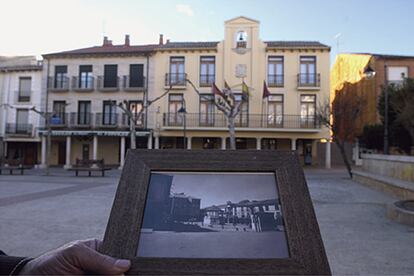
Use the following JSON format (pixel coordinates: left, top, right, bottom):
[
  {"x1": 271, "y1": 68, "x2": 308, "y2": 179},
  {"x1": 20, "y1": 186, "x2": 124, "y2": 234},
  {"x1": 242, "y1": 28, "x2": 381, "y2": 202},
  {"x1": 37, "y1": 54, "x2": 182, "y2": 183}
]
[
  {"x1": 73, "y1": 245, "x2": 131, "y2": 275},
  {"x1": 77, "y1": 238, "x2": 102, "y2": 251}
]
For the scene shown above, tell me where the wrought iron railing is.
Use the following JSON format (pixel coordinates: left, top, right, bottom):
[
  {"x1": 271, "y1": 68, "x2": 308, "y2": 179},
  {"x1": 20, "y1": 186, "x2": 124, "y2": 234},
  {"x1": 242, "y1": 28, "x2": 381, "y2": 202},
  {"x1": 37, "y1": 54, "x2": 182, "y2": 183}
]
[
  {"x1": 48, "y1": 76, "x2": 70, "y2": 91},
  {"x1": 267, "y1": 74, "x2": 284, "y2": 87},
  {"x1": 97, "y1": 76, "x2": 120, "y2": 91},
  {"x1": 165, "y1": 73, "x2": 187, "y2": 86},
  {"x1": 5, "y1": 123, "x2": 33, "y2": 135},
  {"x1": 123, "y1": 75, "x2": 146, "y2": 90},
  {"x1": 72, "y1": 76, "x2": 95, "y2": 91},
  {"x1": 297, "y1": 73, "x2": 320, "y2": 87},
  {"x1": 163, "y1": 113, "x2": 321, "y2": 129}
]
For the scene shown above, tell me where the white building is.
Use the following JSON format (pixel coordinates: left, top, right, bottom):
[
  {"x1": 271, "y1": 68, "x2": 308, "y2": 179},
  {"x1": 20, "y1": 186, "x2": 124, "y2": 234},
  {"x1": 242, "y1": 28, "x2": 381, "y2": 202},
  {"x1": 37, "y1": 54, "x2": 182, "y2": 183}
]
[{"x1": 0, "y1": 56, "x2": 43, "y2": 164}]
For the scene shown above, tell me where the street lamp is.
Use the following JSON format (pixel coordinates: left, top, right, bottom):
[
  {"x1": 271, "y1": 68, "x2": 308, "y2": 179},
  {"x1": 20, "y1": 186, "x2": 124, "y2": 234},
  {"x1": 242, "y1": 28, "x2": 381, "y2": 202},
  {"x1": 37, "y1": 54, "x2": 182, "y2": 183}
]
[{"x1": 178, "y1": 99, "x2": 187, "y2": 149}]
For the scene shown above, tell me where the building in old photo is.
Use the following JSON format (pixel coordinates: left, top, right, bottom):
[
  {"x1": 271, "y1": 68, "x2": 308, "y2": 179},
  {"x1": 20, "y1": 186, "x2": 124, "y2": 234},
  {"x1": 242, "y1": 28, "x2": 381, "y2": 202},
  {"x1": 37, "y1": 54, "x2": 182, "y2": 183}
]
[{"x1": 0, "y1": 56, "x2": 43, "y2": 165}]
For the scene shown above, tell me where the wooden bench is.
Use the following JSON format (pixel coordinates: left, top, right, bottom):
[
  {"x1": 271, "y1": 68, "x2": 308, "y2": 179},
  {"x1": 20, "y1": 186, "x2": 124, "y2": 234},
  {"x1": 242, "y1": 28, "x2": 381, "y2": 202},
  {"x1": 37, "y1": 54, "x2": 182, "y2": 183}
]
[
  {"x1": 0, "y1": 158, "x2": 33, "y2": 175},
  {"x1": 68, "y1": 158, "x2": 112, "y2": 177}
]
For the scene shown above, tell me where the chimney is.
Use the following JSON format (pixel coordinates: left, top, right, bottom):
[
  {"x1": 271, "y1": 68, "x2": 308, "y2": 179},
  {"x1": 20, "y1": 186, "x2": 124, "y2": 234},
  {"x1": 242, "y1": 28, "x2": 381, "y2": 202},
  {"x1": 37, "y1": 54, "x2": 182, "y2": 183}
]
[
  {"x1": 159, "y1": 34, "x2": 164, "y2": 45},
  {"x1": 103, "y1": 36, "x2": 112, "y2": 46},
  {"x1": 125, "y1": 34, "x2": 130, "y2": 46}
]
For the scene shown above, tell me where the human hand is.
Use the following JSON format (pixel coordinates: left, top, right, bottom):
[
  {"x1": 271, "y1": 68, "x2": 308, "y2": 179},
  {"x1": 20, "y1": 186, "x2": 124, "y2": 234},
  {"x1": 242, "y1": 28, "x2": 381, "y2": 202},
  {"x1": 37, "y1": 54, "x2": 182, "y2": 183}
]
[{"x1": 19, "y1": 239, "x2": 130, "y2": 275}]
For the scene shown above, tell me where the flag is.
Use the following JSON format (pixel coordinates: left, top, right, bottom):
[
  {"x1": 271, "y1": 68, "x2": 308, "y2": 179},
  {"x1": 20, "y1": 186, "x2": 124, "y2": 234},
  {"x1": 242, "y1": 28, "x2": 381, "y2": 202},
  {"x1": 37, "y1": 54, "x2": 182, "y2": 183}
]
[
  {"x1": 241, "y1": 81, "x2": 250, "y2": 100},
  {"x1": 224, "y1": 81, "x2": 231, "y2": 91},
  {"x1": 263, "y1": 80, "x2": 271, "y2": 99},
  {"x1": 212, "y1": 83, "x2": 224, "y2": 97}
]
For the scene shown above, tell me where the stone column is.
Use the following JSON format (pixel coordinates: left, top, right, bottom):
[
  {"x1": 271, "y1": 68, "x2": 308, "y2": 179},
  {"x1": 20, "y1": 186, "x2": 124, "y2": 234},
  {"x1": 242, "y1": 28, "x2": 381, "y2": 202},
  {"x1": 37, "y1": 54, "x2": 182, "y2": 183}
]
[
  {"x1": 187, "y1": 137, "x2": 192, "y2": 150},
  {"x1": 64, "y1": 136, "x2": 72, "y2": 169},
  {"x1": 40, "y1": 135, "x2": 47, "y2": 168},
  {"x1": 291, "y1": 138, "x2": 297, "y2": 151},
  {"x1": 92, "y1": 135, "x2": 98, "y2": 160},
  {"x1": 119, "y1": 136, "x2": 126, "y2": 169},
  {"x1": 325, "y1": 141, "x2": 331, "y2": 169},
  {"x1": 256, "y1": 137, "x2": 262, "y2": 150},
  {"x1": 147, "y1": 133, "x2": 153, "y2": 149},
  {"x1": 154, "y1": 135, "x2": 160, "y2": 149},
  {"x1": 221, "y1": 137, "x2": 226, "y2": 150}
]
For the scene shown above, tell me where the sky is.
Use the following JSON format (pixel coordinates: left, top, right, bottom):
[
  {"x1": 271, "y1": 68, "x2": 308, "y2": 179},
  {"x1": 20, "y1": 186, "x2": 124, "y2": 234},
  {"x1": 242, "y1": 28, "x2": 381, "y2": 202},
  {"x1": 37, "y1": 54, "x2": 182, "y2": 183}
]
[{"x1": 1, "y1": 0, "x2": 414, "y2": 63}]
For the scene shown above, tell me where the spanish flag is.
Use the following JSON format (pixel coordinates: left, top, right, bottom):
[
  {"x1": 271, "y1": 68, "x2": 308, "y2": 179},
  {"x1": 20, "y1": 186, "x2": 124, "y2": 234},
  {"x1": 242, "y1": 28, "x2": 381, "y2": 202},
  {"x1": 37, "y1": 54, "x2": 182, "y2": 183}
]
[{"x1": 263, "y1": 80, "x2": 271, "y2": 99}]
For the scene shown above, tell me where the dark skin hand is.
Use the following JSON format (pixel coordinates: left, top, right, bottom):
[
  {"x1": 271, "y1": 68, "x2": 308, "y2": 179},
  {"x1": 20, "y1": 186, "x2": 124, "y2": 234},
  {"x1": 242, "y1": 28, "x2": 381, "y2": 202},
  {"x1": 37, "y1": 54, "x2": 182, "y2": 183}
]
[{"x1": 19, "y1": 239, "x2": 131, "y2": 275}]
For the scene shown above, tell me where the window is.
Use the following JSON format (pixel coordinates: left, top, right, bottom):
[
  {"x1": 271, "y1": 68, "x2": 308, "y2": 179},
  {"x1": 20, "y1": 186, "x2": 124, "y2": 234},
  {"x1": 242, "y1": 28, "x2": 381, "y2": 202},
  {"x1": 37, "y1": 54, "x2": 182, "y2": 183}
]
[
  {"x1": 199, "y1": 94, "x2": 215, "y2": 126},
  {"x1": 16, "y1": 109, "x2": 29, "y2": 133},
  {"x1": 129, "y1": 101, "x2": 143, "y2": 126},
  {"x1": 18, "y1": 77, "x2": 31, "y2": 102},
  {"x1": 169, "y1": 57, "x2": 185, "y2": 85},
  {"x1": 54, "y1": 66, "x2": 68, "y2": 89},
  {"x1": 268, "y1": 57, "x2": 284, "y2": 87},
  {"x1": 78, "y1": 101, "x2": 91, "y2": 125},
  {"x1": 387, "y1": 66, "x2": 408, "y2": 86},
  {"x1": 236, "y1": 31, "x2": 247, "y2": 48},
  {"x1": 234, "y1": 94, "x2": 249, "y2": 127},
  {"x1": 267, "y1": 95, "x2": 283, "y2": 127},
  {"x1": 103, "y1": 101, "x2": 117, "y2": 125},
  {"x1": 200, "y1": 57, "x2": 215, "y2": 86},
  {"x1": 299, "y1": 56, "x2": 317, "y2": 86},
  {"x1": 300, "y1": 95, "x2": 316, "y2": 128},
  {"x1": 79, "y1": 65, "x2": 93, "y2": 89},
  {"x1": 104, "y1": 65, "x2": 118, "y2": 88},
  {"x1": 129, "y1": 64, "x2": 144, "y2": 88},
  {"x1": 52, "y1": 101, "x2": 66, "y2": 125},
  {"x1": 168, "y1": 94, "x2": 183, "y2": 125}
]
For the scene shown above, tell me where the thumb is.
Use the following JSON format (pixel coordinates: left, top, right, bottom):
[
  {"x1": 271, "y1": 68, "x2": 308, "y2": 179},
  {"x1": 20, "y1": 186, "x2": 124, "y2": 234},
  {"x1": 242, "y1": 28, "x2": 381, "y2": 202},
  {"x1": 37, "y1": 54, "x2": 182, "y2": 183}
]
[{"x1": 75, "y1": 246, "x2": 131, "y2": 275}]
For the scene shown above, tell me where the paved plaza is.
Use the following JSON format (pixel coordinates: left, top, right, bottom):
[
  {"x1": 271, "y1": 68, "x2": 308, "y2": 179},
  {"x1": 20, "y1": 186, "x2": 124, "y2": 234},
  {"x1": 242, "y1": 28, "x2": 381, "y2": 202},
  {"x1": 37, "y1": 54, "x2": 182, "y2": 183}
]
[{"x1": 0, "y1": 168, "x2": 413, "y2": 274}]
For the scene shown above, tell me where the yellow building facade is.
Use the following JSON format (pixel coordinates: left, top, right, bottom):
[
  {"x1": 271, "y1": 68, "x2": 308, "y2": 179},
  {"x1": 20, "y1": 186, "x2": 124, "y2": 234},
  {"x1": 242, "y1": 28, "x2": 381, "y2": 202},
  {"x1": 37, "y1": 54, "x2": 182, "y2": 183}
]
[{"x1": 40, "y1": 16, "x2": 331, "y2": 168}]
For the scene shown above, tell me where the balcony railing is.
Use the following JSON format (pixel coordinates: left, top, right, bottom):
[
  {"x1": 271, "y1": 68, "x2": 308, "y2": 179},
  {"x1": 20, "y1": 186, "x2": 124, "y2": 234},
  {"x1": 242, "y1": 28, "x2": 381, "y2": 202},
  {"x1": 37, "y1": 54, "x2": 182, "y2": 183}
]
[
  {"x1": 267, "y1": 74, "x2": 284, "y2": 87},
  {"x1": 5, "y1": 123, "x2": 33, "y2": 135},
  {"x1": 47, "y1": 112, "x2": 145, "y2": 130},
  {"x1": 97, "y1": 76, "x2": 120, "y2": 91},
  {"x1": 163, "y1": 113, "x2": 321, "y2": 129},
  {"x1": 165, "y1": 73, "x2": 187, "y2": 87},
  {"x1": 72, "y1": 76, "x2": 95, "y2": 91},
  {"x1": 123, "y1": 75, "x2": 146, "y2": 91},
  {"x1": 15, "y1": 91, "x2": 31, "y2": 103},
  {"x1": 297, "y1": 73, "x2": 320, "y2": 88},
  {"x1": 200, "y1": 74, "x2": 215, "y2": 87},
  {"x1": 48, "y1": 76, "x2": 70, "y2": 91}
]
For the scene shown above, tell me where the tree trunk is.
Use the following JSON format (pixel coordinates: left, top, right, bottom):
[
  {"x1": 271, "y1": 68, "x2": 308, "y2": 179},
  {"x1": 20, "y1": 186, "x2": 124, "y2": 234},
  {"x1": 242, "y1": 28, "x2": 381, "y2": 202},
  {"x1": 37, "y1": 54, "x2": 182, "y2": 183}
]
[
  {"x1": 228, "y1": 116, "x2": 236, "y2": 150},
  {"x1": 130, "y1": 118, "x2": 136, "y2": 150},
  {"x1": 335, "y1": 140, "x2": 352, "y2": 178}
]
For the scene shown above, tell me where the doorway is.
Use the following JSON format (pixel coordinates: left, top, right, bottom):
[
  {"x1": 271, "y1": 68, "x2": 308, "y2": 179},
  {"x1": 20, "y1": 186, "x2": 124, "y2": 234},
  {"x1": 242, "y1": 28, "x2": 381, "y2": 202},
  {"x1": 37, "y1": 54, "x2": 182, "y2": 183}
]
[
  {"x1": 58, "y1": 142, "x2": 66, "y2": 165},
  {"x1": 82, "y1": 144, "x2": 90, "y2": 160}
]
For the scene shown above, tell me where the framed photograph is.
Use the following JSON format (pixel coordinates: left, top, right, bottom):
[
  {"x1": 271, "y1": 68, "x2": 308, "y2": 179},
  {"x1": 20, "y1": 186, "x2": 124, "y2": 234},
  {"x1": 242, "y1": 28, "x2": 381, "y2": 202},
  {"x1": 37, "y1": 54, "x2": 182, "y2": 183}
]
[{"x1": 102, "y1": 150, "x2": 330, "y2": 275}]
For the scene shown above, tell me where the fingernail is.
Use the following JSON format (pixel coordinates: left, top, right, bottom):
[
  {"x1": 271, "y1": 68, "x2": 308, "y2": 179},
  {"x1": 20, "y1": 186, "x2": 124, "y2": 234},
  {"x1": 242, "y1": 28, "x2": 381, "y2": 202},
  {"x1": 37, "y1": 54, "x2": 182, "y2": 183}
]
[{"x1": 115, "y1": 259, "x2": 131, "y2": 269}]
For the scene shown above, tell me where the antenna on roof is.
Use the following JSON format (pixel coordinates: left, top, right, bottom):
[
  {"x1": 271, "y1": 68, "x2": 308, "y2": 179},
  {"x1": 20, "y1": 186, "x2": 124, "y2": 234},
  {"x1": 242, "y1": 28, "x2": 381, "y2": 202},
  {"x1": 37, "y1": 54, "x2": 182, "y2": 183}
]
[{"x1": 334, "y1": 33, "x2": 342, "y2": 55}]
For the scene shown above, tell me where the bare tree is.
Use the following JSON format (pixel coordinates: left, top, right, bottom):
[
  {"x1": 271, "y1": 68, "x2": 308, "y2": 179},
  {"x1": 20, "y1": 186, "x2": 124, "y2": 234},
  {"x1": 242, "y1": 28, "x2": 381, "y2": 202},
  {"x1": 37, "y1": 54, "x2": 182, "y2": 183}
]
[
  {"x1": 114, "y1": 86, "x2": 172, "y2": 149},
  {"x1": 186, "y1": 79, "x2": 248, "y2": 150},
  {"x1": 316, "y1": 92, "x2": 364, "y2": 178}
]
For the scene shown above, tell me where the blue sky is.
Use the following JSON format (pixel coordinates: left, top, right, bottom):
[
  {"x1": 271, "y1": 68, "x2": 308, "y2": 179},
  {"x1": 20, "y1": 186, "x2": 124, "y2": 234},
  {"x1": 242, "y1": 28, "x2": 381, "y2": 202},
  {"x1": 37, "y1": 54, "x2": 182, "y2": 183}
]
[{"x1": 1, "y1": 0, "x2": 413, "y2": 62}]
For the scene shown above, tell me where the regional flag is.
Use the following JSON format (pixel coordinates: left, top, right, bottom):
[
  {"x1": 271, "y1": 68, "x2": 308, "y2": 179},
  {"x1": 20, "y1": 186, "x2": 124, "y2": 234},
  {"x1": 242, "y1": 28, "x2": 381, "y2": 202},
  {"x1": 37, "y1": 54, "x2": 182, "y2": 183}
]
[
  {"x1": 212, "y1": 83, "x2": 225, "y2": 97},
  {"x1": 242, "y1": 81, "x2": 251, "y2": 100},
  {"x1": 263, "y1": 80, "x2": 271, "y2": 99}
]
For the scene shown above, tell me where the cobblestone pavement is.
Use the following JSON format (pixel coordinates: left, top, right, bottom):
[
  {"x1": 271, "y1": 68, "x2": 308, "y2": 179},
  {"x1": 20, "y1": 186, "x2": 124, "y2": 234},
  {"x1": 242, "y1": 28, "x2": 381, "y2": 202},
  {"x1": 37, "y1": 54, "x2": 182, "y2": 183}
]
[{"x1": 0, "y1": 168, "x2": 413, "y2": 275}]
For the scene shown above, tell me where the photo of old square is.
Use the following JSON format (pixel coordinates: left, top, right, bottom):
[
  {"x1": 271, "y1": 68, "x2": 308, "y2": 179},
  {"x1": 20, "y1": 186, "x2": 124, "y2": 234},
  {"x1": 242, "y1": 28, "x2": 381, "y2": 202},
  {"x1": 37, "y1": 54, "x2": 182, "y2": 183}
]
[{"x1": 137, "y1": 172, "x2": 289, "y2": 259}]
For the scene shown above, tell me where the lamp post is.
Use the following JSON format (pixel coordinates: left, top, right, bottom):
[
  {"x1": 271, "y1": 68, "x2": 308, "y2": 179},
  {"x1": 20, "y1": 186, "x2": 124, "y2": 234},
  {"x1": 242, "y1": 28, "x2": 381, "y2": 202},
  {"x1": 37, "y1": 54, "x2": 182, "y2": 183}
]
[
  {"x1": 383, "y1": 63, "x2": 389, "y2": 155},
  {"x1": 178, "y1": 99, "x2": 187, "y2": 149}
]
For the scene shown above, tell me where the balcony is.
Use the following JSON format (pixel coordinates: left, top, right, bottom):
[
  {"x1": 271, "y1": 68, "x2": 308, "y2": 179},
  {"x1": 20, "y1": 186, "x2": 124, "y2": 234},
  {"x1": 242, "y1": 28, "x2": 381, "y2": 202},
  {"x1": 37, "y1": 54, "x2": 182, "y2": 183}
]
[
  {"x1": 267, "y1": 74, "x2": 284, "y2": 87},
  {"x1": 165, "y1": 73, "x2": 187, "y2": 88},
  {"x1": 15, "y1": 91, "x2": 31, "y2": 104},
  {"x1": 297, "y1": 73, "x2": 320, "y2": 90},
  {"x1": 6, "y1": 123, "x2": 33, "y2": 136},
  {"x1": 47, "y1": 112, "x2": 145, "y2": 130},
  {"x1": 123, "y1": 75, "x2": 146, "y2": 91},
  {"x1": 199, "y1": 74, "x2": 215, "y2": 87},
  {"x1": 72, "y1": 76, "x2": 95, "y2": 92},
  {"x1": 69, "y1": 112, "x2": 93, "y2": 128},
  {"x1": 48, "y1": 77, "x2": 70, "y2": 92},
  {"x1": 97, "y1": 76, "x2": 120, "y2": 92},
  {"x1": 163, "y1": 113, "x2": 321, "y2": 130}
]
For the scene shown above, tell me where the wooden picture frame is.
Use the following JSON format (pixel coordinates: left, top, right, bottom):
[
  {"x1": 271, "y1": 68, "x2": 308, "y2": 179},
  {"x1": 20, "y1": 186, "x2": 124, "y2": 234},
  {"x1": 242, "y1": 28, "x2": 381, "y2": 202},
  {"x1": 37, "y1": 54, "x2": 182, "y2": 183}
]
[{"x1": 102, "y1": 150, "x2": 330, "y2": 275}]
